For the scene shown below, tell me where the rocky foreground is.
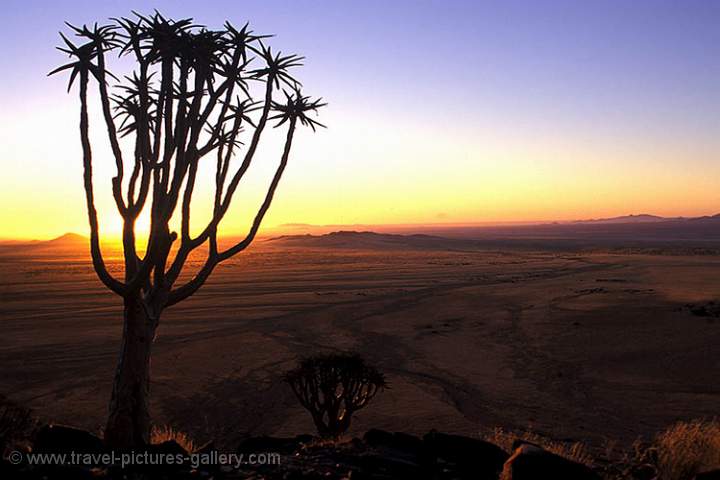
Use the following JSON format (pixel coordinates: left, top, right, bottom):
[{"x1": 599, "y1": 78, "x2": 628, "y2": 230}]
[{"x1": 0, "y1": 423, "x2": 674, "y2": 480}]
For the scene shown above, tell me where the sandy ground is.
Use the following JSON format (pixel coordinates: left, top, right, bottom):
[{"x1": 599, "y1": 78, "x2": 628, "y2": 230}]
[{"x1": 1, "y1": 244, "x2": 719, "y2": 448}]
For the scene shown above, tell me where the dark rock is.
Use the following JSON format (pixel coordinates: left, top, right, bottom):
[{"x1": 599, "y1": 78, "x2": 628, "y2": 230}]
[
  {"x1": 0, "y1": 461, "x2": 25, "y2": 480},
  {"x1": 114, "y1": 440, "x2": 191, "y2": 478},
  {"x1": 238, "y1": 435, "x2": 304, "y2": 455},
  {"x1": 38, "y1": 465, "x2": 96, "y2": 480},
  {"x1": 363, "y1": 429, "x2": 424, "y2": 458},
  {"x1": 295, "y1": 433, "x2": 315, "y2": 444},
  {"x1": 629, "y1": 462, "x2": 657, "y2": 480},
  {"x1": 363, "y1": 429, "x2": 395, "y2": 447},
  {"x1": 696, "y1": 470, "x2": 720, "y2": 480},
  {"x1": 424, "y1": 430, "x2": 508, "y2": 478},
  {"x1": 503, "y1": 443, "x2": 600, "y2": 480},
  {"x1": 351, "y1": 452, "x2": 422, "y2": 479},
  {"x1": 33, "y1": 424, "x2": 104, "y2": 454}
]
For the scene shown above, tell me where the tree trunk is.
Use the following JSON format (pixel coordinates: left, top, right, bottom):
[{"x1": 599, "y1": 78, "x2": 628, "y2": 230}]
[{"x1": 104, "y1": 295, "x2": 158, "y2": 448}]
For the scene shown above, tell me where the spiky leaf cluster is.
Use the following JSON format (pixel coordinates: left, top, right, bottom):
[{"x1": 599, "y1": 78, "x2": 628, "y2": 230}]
[
  {"x1": 50, "y1": 11, "x2": 324, "y2": 141},
  {"x1": 271, "y1": 89, "x2": 326, "y2": 131},
  {"x1": 48, "y1": 11, "x2": 325, "y2": 318}
]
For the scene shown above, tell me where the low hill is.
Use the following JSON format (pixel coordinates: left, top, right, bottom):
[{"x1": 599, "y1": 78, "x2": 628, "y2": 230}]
[
  {"x1": 43, "y1": 232, "x2": 88, "y2": 246},
  {"x1": 572, "y1": 214, "x2": 674, "y2": 224},
  {"x1": 0, "y1": 232, "x2": 90, "y2": 259},
  {"x1": 268, "y1": 231, "x2": 476, "y2": 250}
]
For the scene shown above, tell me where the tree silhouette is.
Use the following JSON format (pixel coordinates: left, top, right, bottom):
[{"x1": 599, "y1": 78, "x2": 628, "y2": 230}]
[
  {"x1": 285, "y1": 354, "x2": 387, "y2": 438},
  {"x1": 50, "y1": 12, "x2": 324, "y2": 448}
]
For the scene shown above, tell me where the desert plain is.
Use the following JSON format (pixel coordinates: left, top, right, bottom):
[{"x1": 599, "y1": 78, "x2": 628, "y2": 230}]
[{"x1": 1, "y1": 226, "x2": 720, "y2": 450}]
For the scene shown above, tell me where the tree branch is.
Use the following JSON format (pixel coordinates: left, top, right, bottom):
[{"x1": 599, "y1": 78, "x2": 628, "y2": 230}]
[
  {"x1": 79, "y1": 70, "x2": 126, "y2": 296},
  {"x1": 218, "y1": 116, "x2": 296, "y2": 261},
  {"x1": 96, "y1": 49, "x2": 128, "y2": 216},
  {"x1": 166, "y1": 117, "x2": 296, "y2": 305}
]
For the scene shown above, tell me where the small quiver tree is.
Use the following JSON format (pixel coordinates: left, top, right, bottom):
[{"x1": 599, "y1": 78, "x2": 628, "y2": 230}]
[{"x1": 284, "y1": 353, "x2": 387, "y2": 438}]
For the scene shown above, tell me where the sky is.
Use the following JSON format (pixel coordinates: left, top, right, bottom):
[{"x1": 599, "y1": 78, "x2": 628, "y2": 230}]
[{"x1": 0, "y1": 0, "x2": 718, "y2": 239}]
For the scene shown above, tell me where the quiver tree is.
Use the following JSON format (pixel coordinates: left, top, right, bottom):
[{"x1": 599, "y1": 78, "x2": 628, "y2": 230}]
[
  {"x1": 284, "y1": 354, "x2": 387, "y2": 438},
  {"x1": 50, "y1": 12, "x2": 324, "y2": 448}
]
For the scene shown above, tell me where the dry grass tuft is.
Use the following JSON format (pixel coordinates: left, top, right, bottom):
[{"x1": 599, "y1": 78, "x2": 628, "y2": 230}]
[
  {"x1": 150, "y1": 425, "x2": 197, "y2": 453},
  {"x1": 483, "y1": 427, "x2": 593, "y2": 466},
  {"x1": 655, "y1": 419, "x2": 720, "y2": 480}
]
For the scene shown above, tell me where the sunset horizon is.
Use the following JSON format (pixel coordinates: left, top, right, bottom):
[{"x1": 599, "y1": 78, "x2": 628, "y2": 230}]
[{"x1": 4, "y1": 209, "x2": 720, "y2": 242}]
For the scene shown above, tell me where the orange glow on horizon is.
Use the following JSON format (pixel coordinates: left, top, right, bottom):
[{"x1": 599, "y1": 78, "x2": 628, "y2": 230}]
[{"x1": 1, "y1": 81, "x2": 718, "y2": 242}]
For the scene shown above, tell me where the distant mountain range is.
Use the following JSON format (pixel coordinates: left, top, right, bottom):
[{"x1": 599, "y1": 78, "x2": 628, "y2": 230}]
[
  {"x1": 268, "y1": 214, "x2": 720, "y2": 251},
  {"x1": 267, "y1": 231, "x2": 473, "y2": 250},
  {"x1": 571, "y1": 214, "x2": 720, "y2": 224},
  {"x1": 3, "y1": 213, "x2": 720, "y2": 255},
  {"x1": 572, "y1": 214, "x2": 673, "y2": 224}
]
